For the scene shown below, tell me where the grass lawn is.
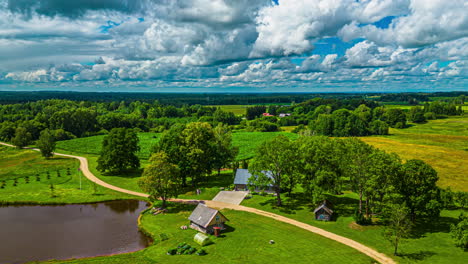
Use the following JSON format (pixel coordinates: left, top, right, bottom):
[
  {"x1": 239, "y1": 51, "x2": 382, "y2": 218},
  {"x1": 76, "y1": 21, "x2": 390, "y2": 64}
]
[
  {"x1": 241, "y1": 192, "x2": 468, "y2": 264},
  {"x1": 0, "y1": 146, "x2": 136, "y2": 204},
  {"x1": 42, "y1": 202, "x2": 374, "y2": 264}
]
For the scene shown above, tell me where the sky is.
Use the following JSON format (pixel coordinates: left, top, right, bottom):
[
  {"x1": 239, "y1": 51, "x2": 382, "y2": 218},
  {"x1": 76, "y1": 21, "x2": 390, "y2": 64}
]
[{"x1": 0, "y1": 0, "x2": 467, "y2": 93}]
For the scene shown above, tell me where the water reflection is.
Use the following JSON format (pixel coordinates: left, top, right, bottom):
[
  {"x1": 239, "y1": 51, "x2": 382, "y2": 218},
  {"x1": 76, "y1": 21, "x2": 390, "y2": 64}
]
[{"x1": 0, "y1": 200, "x2": 149, "y2": 264}]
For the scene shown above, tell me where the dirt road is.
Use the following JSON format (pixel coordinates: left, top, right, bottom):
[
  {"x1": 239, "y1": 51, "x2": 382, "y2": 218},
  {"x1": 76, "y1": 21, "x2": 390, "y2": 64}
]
[{"x1": 0, "y1": 142, "x2": 396, "y2": 264}]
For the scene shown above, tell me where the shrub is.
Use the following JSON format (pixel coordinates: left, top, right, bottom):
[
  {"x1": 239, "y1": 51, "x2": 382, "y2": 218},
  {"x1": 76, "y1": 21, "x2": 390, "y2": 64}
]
[
  {"x1": 354, "y1": 209, "x2": 372, "y2": 225},
  {"x1": 196, "y1": 249, "x2": 207, "y2": 256},
  {"x1": 167, "y1": 248, "x2": 177, "y2": 255}
]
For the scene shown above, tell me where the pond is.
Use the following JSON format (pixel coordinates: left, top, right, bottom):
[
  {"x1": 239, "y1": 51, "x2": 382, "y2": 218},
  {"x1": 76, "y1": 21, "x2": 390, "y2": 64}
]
[{"x1": 0, "y1": 200, "x2": 150, "y2": 264}]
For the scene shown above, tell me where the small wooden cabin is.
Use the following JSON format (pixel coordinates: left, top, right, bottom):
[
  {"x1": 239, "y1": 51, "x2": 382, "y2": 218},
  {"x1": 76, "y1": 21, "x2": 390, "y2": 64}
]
[
  {"x1": 188, "y1": 204, "x2": 228, "y2": 234},
  {"x1": 314, "y1": 200, "x2": 334, "y2": 221}
]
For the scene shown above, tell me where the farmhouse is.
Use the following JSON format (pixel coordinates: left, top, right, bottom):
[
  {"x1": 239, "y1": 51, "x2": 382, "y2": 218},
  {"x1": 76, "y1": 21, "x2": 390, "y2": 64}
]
[
  {"x1": 314, "y1": 200, "x2": 334, "y2": 221},
  {"x1": 188, "y1": 204, "x2": 228, "y2": 234},
  {"x1": 234, "y1": 169, "x2": 274, "y2": 192}
]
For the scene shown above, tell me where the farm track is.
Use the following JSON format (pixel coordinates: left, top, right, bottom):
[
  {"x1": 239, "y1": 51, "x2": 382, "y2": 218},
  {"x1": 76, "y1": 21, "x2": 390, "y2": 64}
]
[{"x1": 0, "y1": 141, "x2": 396, "y2": 264}]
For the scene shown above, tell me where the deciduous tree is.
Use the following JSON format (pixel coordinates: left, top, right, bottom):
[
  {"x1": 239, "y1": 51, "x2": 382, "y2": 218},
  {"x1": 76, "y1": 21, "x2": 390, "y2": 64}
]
[
  {"x1": 36, "y1": 128, "x2": 56, "y2": 159},
  {"x1": 97, "y1": 128, "x2": 140, "y2": 173},
  {"x1": 138, "y1": 152, "x2": 181, "y2": 208}
]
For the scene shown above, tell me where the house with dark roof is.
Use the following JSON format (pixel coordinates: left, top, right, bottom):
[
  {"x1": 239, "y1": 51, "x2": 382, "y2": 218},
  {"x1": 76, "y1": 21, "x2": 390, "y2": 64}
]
[
  {"x1": 188, "y1": 204, "x2": 228, "y2": 234},
  {"x1": 234, "y1": 169, "x2": 274, "y2": 192},
  {"x1": 314, "y1": 200, "x2": 334, "y2": 221}
]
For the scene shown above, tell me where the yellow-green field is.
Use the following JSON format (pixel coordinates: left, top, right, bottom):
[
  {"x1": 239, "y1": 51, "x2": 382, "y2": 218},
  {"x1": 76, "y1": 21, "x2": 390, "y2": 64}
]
[
  {"x1": 361, "y1": 137, "x2": 468, "y2": 192},
  {"x1": 362, "y1": 115, "x2": 468, "y2": 192},
  {"x1": 209, "y1": 105, "x2": 249, "y2": 115}
]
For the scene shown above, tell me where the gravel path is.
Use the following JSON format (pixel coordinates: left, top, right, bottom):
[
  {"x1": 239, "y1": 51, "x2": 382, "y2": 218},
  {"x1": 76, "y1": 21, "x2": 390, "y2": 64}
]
[{"x1": 0, "y1": 142, "x2": 396, "y2": 264}]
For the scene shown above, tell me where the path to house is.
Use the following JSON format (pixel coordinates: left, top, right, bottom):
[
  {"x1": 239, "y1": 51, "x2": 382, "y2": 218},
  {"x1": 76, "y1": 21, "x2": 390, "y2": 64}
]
[
  {"x1": 0, "y1": 141, "x2": 396, "y2": 264},
  {"x1": 212, "y1": 191, "x2": 248, "y2": 205}
]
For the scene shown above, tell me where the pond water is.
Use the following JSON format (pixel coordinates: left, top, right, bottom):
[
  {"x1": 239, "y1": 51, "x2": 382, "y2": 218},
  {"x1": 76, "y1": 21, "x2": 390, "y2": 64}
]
[{"x1": 0, "y1": 200, "x2": 150, "y2": 264}]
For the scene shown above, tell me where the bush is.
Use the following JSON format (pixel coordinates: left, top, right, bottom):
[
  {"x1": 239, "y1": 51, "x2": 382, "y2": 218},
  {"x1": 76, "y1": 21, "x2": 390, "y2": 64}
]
[
  {"x1": 354, "y1": 210, "x2": 372, "y2": 225},
  {"x1": 196, "y1": 249, "x2": 207, "y2": 256},
  {"x1": 167, "y1": 248, "x2": 177, "y2": 255}
]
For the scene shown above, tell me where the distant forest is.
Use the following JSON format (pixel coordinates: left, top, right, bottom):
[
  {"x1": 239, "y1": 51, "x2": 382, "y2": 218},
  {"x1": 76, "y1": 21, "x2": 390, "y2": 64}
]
[
  {"x1": 0, "y1": 91, "x2": 465, "y2": 142},
  {"x1": 0, "y1": 91, "x2": 466, "y2": 105}
]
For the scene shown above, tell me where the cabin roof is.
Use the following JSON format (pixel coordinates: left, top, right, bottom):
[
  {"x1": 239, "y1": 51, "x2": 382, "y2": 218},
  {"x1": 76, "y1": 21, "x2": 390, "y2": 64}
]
[
  {"x1": 234, "y1": 169, "x2": 274, "y2": 185},
  {"x1": 188, "y1": 204, "x2": 227, "y2": 228},
  {"x1": 313, "y1": 200, "x2": 334, "y2": 215}
]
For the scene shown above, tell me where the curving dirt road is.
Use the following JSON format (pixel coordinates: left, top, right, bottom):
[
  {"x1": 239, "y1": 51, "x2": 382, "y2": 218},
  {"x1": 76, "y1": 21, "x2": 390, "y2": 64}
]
[{"x1": 0, "y1": 142, "x2": 396, "y2": 264}]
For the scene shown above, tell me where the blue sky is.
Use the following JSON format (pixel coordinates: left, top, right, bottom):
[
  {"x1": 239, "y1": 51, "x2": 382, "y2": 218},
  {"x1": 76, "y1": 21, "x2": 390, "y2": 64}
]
[{"x1": 0, "y1": 0, "x2": 467, "y2": 92}]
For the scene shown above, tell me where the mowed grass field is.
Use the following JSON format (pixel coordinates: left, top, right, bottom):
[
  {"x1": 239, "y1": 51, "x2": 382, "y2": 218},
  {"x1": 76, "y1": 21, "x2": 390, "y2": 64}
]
[
  {"x1": 0, "y1": 146, "x2": 135, "y2": 204},
  {"x1": 43, "y1": 204, "x2": 373, "y2": 264},
  {"x1": 56, "y1": 132, "x2": 298, "y2": 161},
  {"x1": 362, "y1": 116, "x2": 468, "y2": 192}
]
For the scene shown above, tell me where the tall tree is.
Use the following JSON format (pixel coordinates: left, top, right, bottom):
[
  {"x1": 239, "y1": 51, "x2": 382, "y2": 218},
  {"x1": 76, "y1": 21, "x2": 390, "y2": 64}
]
[
  {"x1": 342, "y1": 138, "x2": 375, "y2": 214},
  {"x1": 213, "y1": 124, "x2": 238, "y2": 176},
  {"x1": 396, "y1": 159, "x2": 441, "y2": 221},
  {"x1": 97, "y1": 128, "x2": 140, "y2": 173},
  {"x1": 383, "y1": 204, "x2": 413, "y2": 256},
  {"x1": 36, "y1": 128, "x2": 56, "y2": 159},
  {"x1": 250, "y1": 135, "x2": 295, "y2": 206},
  {"x1": 181, "y1": 122, "x2": 217, "y2": 186},
  {"x1": 11, "y1": 127, "x2": 32, "y2": 149},
  {"x1": 298, "y1": 136, "x2": 342, "y2": 203},
  {"x1": 138, "y1": 152, "x2": 181, "y2": 208}
]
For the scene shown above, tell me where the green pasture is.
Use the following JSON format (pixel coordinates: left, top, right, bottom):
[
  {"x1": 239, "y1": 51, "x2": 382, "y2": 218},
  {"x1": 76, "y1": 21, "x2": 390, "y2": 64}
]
[
  {"x1": 56, "y1": 131, "x2": 299, "y2": 161},
  {"x1": 0, "y1": 146, "x2": 135, "y2": 204},
  {"x1": 43, "y1": 203, "x2": 373, "y2": 264},
  {"x1": 242, "y1": 191, "x2": 468, "y2": 264},
  {"x1": 209, "y1": 105, "x2": 249, "y2": 115}
]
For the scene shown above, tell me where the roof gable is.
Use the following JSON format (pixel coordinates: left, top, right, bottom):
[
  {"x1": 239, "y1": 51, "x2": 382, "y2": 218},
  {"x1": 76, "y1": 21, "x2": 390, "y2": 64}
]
[
  {"x1": 188, "y1": 204, "x2": 227, "y2": 228},
  {"x1": 234, "y1": 169, "x2": 274, "y2": 185},
  {"x1": 313, "y1": 200, "x2": 334, "y2": 215}
]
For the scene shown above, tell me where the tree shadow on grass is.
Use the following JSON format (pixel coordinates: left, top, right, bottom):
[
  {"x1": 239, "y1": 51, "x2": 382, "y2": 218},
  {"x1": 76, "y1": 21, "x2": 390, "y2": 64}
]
[
  {"x1": 102, "y1": 168, "x2": 143, "y2": 178},
  {"x1": 410, "y1": 216, "x2": 458, "y2": 239},
  {"x1": 399, "y1": 251, "x2": 436, "y2": 261},
  {"x1": 324, "y1": 194, "x2": 359, "y2": 217},
  {"x1": 258, "y1": 192, "x2": 310, "y2": 214}
]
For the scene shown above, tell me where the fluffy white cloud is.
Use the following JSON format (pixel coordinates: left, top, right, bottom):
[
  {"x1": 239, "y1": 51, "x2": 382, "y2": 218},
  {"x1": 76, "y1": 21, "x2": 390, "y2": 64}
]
[{"x1": 0, "y1": 0, "x2": 466, "y2": 91}]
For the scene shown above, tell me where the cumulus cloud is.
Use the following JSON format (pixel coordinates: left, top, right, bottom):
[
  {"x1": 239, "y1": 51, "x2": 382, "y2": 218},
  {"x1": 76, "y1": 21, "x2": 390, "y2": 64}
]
[{"x1": 0, "y1": 0, "x2": 466, "y2": 91}]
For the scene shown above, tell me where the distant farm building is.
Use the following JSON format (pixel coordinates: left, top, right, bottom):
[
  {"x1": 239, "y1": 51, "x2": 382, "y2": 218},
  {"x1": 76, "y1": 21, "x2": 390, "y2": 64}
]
[
  {"x1": 278, "y1": 113, "x2": 291, "y2": 117},
  {"x1": 262, "y1": 113, "x2": 274, "y2": 117},
  {"x1": 188, "y1": 204, "x2": 228, "y2": 234},
  {"x1": 314, "y1": 200, "x2": 334, "y2": 221},
  {"x1": 234, "y1": 169, "x2": 274, "y2": 192}
]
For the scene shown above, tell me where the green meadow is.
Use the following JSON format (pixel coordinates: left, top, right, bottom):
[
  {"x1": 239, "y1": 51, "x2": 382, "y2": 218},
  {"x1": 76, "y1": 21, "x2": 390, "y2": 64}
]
[
  {"x1": 43, "y1": 203, "x2": 373, "y2": 264},
  {"x1": 56, "y1": 131, "x2": 299, "y2": 161},
  {"x1": 361, "y1": 116, "x2": 468, "y2": 191},
  {"x1": 0, "y1": 146, "x2": 135, "y2": 204}
]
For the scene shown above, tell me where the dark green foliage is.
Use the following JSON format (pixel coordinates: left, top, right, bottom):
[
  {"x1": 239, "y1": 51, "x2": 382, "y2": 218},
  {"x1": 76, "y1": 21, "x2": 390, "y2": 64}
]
[
  {"x1": 11, "y1": 127, "x2": 32, "y2": 148},
  {"x1": 408, "y1": 106, "x2": 426, "y2": 123},
  {"x1": 384, "y1": 108, "x2": 407, "y2": 128},
  {"x1": 396, "y1": 159, "x2": 442, "y2": 221},
  {"x1": 354, "y1": 209, "x2": 371, "y2": 225},
  {"x1": 244, "y1": 119, "x2": 279, "y2": 132},
  {"x1": 246, "y1": 106, "x2": 267, "y2": 120},
  {"x1": 450, "y1": 213, "x2": 468, "y2": 250},
  {"x1": 97, "y1": 128, "x2": 140, "y2": 174},
  {"x1": 36, "y1": 128, "x2": 56, "y2": 158},
  {"x1": 196, "y1": 249, "x2": 207, "y2": 256}
]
